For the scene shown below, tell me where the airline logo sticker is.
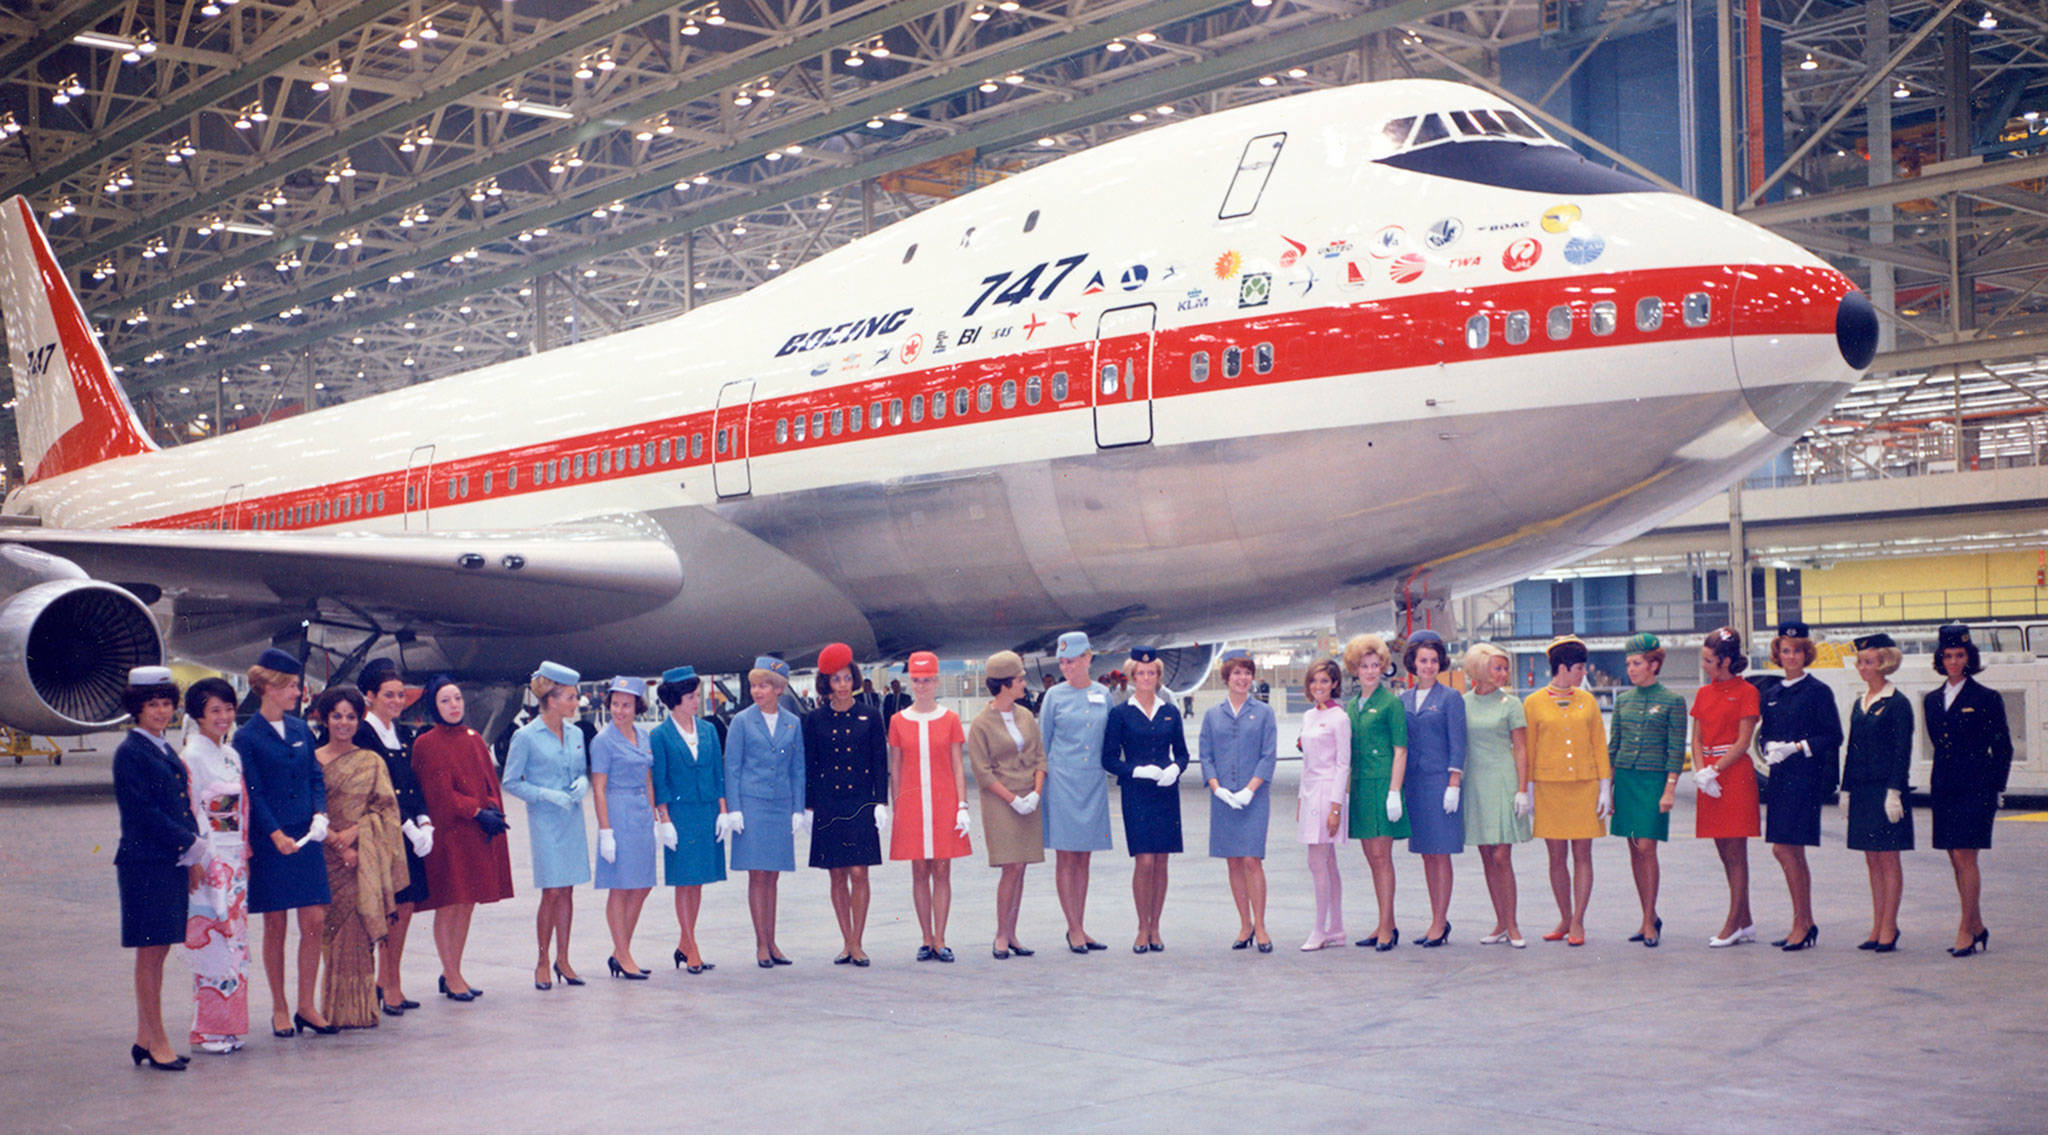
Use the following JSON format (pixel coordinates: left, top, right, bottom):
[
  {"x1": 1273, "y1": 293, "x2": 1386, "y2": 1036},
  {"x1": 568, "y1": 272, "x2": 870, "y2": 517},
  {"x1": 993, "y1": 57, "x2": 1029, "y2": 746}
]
[
  {"x1": 1023, "y1": 313, "x2": 1047, "y2": 338},
  {"x1": 1288, "y1": 264, "x2": 1317, "y2": 295},
  {"x1": 1474, "y1": 219, "x2": 1531, "y2": 233},
  {"x1": 1238, "y1": 272, "x2": 1271, "y2": 308},
  {"x1": 1540, "y1": 203, "x2": 1582, "y2": 233},
  {"x1": 1214, "y1": 250, "x2": 1242, "y2": 279},
  {"x1": 1368, "y1": 226, "x2": 1406, "y2": 258},
  {"x1": 1501, "y1": 238, "x2": 1542, "y2": 272},
  {"x1": 1425, "y1": 218, "x2": 1463, "y2": 250},
  {"x1": 776, "y1": 308, "x2": 915, "y2": 356},
  {"x1": 1279, "y1": 236, "x2": 1307, "y2": 267},
  {"x1": 899, "y1": 334, "x2": 922, "y2": 364},
  {"x1": 1082, "y1": 271, "x2": 1106, "y2": 295},
  {"x1": 1343, "y1": 261, "x2": 1368, "y2": 287},
  {"x1": 1563, "y1": 234, "x2": 1606, "y2": 265},
  {"x1": 1175, "y1": 289, "x2": 1210, "y2": 312},
  {"x1": 1443, "y1": 254, "x2": 1483, "y2": 271},
  {"x1": 1388, "y1": 255, "x2": 1425, "y2": 285},
  {"x1": 1320, "y1": 239, "x2": 1353, "y2": 259},
  {"x1": 1120, "y1": 265, "x2": 1148, "y2": 291}
]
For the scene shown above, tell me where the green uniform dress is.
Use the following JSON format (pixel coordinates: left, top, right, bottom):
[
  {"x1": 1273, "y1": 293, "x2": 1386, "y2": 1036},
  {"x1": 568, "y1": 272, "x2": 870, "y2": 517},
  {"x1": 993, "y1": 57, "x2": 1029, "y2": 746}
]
[
  {"x1": 1346, "y1": 685, "x2": 1409, "y2": 840},
  {"x1": 1608, "y1": 682, "x2": 1688, "y2": 840},
  {"x1": 1461, "y1": 689, "x2": 1531, "y2": 845}
]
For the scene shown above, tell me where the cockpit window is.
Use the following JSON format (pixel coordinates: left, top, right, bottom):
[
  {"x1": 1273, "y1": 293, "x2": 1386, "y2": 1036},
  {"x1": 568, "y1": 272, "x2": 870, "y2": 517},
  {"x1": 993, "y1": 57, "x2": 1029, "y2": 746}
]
[
  {"x1": 1412, "y1": 114, "x2": 1452, "y2": 146},
  {"x1": 1382, "y1": 116, "x2": 1416, "y2": 147},
  {"x1": 1382, "y1": 107, "x2": 1552, "y2": 157}
]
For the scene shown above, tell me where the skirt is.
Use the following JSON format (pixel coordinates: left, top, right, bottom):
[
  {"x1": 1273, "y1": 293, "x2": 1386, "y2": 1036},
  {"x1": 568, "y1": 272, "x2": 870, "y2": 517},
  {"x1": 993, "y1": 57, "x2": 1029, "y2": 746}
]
[
  {"x1": 729, "y1": 793, "x2": 796, "y2": 872},
  {"x1": 1295, "y1": 776, "x2": 1348, "y2": 846},
  {"x1": 1763, "y1": 787, "x2": 1825, "y2": 848},
  {"x1": 1930, "y1": 787, "x2": 1997, "y2": 851},
  {"x1": 247, "y1": 834, "x2": 331, "y2": 914},
  {"x1": 1461, "y1": 763, "x2": 1531, "y2": 847},
  {"x1": 1845, "y1": 786, "x2": 1914, "y2": 852},
  {"x1": 1119, "y1": 780, "x2": 1183, "y2": 856},
  {"x1": 1403, "y1": 773, "x2": 1464, "y2": 855},
  {"x1": 1531, "y1": 779, "x2": 1605, "y2": 840},
  {"x1": 594, "y1": 789, "x2": 658, "y2": 890},
  {"x1": 1609, "y1": 768, "x2": 1670, "y2": 841},
  {"x1": 663, "y1": 802, "x2": 726, "y2": 886},
  {"x1": 1694, "y1": 755, "x2": 1760, "y2": 839},
  {"x1": 810, "y1": 798, "x2": 884, "y2": 869},
  {"x1": 118, "y1": 858, "x2": 187, "y2": 948},
  {"x1": 394, "y1": 838, "x2": 429, "y2": 906},
  {"x1": 1346, "y1": 773, "x2": 1410, "y2": 841},
  {"x1": 1210, "y1": 784, "x2": 1272, "y2": 858},
  {"x1": 980, "y1": 790, "x2": 1046, "y2": 867}
]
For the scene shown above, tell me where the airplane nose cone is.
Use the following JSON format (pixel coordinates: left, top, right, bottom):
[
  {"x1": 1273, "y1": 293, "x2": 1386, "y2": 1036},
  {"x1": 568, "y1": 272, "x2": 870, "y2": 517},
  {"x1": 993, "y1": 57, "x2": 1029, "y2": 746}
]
[{"x1": 1836, "y1": 289, "x2": 1878, "y2": 370}]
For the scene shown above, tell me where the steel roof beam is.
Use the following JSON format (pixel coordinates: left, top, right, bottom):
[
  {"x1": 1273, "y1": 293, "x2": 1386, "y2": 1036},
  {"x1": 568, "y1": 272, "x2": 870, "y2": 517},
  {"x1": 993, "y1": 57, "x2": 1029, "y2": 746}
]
[{"x1": 0, "y1": 0, "x2": 130, "y2": 85}]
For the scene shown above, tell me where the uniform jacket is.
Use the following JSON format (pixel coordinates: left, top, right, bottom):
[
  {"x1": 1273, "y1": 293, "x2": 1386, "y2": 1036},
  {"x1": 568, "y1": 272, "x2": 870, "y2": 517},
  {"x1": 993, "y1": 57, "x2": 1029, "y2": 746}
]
[
  {"x1": 1923, "y1": 677, "x2": 2014, "y2": 796},
  {"x1": 967, "y1": 705, "x2": 1046, "y2": 796},
  {"x1": 235, "y1": 714, "x2": 325, "y2": 840},
  {"x1": 113, "y1": 730, "x2": 199, "y2": 867},
  {"x1": 652, "y1": 717, "x2": 726, "y2": 807},
  {"x1": 1522, "y1": 687, "x2": 1611, "y2": 783},
  {"x1": 723, "y1": 704, "x2": 806, "y2": 807}
]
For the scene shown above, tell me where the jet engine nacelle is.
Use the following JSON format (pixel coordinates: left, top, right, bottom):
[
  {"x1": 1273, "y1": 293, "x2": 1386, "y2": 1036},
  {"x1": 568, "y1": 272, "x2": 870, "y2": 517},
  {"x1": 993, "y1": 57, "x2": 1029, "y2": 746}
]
[{"x1": 0, "y1": 545, "x2": 164, "y2": 733}]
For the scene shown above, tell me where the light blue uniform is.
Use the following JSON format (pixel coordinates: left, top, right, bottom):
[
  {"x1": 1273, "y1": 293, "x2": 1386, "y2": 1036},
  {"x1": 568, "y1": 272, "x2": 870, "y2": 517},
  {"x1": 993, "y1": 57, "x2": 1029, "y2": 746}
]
[
  {"x1": 503, "y1": 717, "x2": 592, "y2": 888},
  {"x1": 722, "y1": 705, "x2": 805, "y2": 872},
  {"x1": 1038, "y1": 681, "x2": 1113, "y2": 852},
  {"x1": 1199, "y1": 697, "x2": 1278, "y2": 859},
  {"x1": 1400, "y1": 684, "x2": 1467, "y2": 855},
  {"x1": 590, "y1": 721, "x2": 657, "y2": 890}
]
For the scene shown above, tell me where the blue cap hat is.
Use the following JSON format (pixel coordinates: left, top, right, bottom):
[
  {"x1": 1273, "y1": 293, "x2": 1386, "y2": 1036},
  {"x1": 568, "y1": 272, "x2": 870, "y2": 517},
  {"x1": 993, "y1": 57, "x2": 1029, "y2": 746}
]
[
  {"x1": 534, "y1": 660, "x2": 580, "y2": 685},
  {"x1": 1129, "y1": 645, "x2": 1159, "y2": 664},
  {"x1": 1055, "y1": 631, "x2": 1092, "y2": 659},
  {"x1": 1937, "y1": 623, "x2": 1972, "y2": 650},
  {"x1": 1408, "y1": 629, "x2": 1444, "y2": 645},
  {"x1": 661, "y1": 665, "x2": 696, "y2": 684},
  {"x1": 606, "y1": 676, "x2": 646, "y2": 701},
  {"x1": 1217, "y1": 648, "x2": 1251, "y2": 665},
  {"x1": 256, "y1": 647, "x2": 303, "y2": 676},
  {"x1": 753, "y1": 655, "x2": 791, "y2": 681},
  {"x1": 1777, "y1": 621, "x2": 1810, "y2": 639}
]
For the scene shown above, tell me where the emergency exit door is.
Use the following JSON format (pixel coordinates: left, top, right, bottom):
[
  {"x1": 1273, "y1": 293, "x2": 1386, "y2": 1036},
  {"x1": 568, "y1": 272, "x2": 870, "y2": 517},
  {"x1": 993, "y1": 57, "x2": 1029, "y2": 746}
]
[{"x1": 1092, "y1": 304, "x2": 1155, "y2": 448}]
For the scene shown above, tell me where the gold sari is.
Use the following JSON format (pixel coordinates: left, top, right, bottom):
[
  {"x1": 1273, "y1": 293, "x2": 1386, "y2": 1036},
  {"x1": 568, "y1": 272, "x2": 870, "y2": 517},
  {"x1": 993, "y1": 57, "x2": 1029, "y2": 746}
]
[{"x1": 319, "y1": 746, "x2": 409, "y2": 1028}]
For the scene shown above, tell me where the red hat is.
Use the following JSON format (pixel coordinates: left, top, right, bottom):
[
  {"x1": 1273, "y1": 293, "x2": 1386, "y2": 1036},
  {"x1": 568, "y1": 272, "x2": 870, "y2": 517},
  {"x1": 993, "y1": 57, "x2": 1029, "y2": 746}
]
[
  {"x1": 818, "y1": 643, "x2": 853, "y2": 675},
  {"x1": 907, "y1": 651, "x2": 939, "y2": 677}
]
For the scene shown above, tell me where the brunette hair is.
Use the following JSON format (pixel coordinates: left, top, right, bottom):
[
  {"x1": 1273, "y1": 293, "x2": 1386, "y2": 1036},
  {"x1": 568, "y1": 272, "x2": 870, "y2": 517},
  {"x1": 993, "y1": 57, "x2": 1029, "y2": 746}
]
[
  {"x1": 1703, "y1": 627, "x2": 1747, "y2": 675},
  {"x1": 1546, "y1": 640, "x2": 1589, "y2": 673},
  {"x1": 122, "y1": 679, "x2": 181, "y2": 717},
  {"x1": 1403, "y1": 638, "x2": 1451, "y2": 675},
  {"x1": 1218, "y1": 655, "x2": 1256, "y2": 683},
  {"x1": 313, "y1": 683, "x2": 366, "y2": 724},
  {"x1": 183, "y1": 676, "x2": 238, "y2": 721},
  {"x1": 1303, "y1": 658, "x2": 1343, "y2": 703},
  {"x1": 1934, "y1": 641, "x2": 1983, "y2": 677}
]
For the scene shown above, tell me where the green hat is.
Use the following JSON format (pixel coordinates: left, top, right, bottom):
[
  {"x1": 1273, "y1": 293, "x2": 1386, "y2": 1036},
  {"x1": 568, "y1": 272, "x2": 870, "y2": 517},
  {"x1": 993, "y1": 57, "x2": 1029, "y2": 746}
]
[{"x1": 1623, "y1": 633, "x2": 1660, "y2": 655}]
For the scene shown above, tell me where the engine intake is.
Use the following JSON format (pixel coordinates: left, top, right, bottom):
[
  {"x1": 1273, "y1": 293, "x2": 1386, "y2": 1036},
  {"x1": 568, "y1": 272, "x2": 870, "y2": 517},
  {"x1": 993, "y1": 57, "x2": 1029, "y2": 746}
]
[{"x1": 0, "y1": 580, "x2": 164, "y2": 734}]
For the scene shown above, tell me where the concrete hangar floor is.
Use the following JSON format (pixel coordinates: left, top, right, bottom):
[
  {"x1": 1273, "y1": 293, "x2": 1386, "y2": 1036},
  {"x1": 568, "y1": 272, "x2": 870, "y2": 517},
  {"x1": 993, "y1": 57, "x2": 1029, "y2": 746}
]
[{"x1": 5, "y1": 751, "x2": 2043, "y2": 1132}]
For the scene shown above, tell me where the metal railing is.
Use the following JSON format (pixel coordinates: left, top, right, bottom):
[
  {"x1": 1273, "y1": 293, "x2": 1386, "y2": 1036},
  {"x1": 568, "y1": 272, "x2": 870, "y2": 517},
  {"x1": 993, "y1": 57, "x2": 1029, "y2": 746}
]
[{"x1": 1479, "y1": 587, "x2": 2048, "y2": 642}]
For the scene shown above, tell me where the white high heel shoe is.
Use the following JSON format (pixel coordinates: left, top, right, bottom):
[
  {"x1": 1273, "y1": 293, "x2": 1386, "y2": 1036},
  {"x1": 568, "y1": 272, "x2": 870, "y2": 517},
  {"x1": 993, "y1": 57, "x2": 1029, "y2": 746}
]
[{"x1": 1707, "y1": 924, "x2": 1757, "y2": 948}]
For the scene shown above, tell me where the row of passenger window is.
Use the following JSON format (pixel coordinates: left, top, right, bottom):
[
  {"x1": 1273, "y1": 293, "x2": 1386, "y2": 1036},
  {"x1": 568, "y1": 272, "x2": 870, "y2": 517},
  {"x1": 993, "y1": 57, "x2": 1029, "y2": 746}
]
[
  {"x1": 256, "y1": 490, "x2": 388, "y2": 529},
  {"x1": 1464, "y1": 292, "x2": 1711, "y2": 350},
  {"x1": 769, "y1": 372, "x2": 1076, "y2": 448},
  {"x1": 1187, "y1": 343, "x2": 1274, "y2": 384}
]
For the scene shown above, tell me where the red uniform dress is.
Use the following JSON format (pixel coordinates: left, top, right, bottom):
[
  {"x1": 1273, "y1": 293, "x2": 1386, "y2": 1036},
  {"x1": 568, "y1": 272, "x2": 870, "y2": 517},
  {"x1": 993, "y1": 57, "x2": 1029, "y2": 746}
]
[
  {"x1": 888, "y1": 706, "x2": 972, "y2": 861},
  {"x1": 1690, "y1": 677, "x2": 1761, "y2": 839},
  {"x1": 411, "y1": 724, "x2": 516, "y2": 910}
]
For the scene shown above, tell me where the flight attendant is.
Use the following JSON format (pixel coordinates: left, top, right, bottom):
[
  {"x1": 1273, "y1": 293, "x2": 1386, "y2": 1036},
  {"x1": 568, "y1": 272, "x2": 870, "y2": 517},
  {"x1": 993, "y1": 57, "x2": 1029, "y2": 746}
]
[
  {"x1": 353, "y1": 658, "x2": 432, "y2": 1016},
  {"x1": 889, "y1": 651, "x2": 972, "y2": 962},
  {"x1": 309, "y1": 685, "x2": 408, "y2": 1029},
  {"x1": 722, "y1": 656, "x2": 807, "y2": 967},
  {"x1": 651, "y1": 666, "x2": 725, "y2": 973},
  {"x1": 1844, "y1": 634, "x2": 1911, "y2": 952},
  {"x1": 1522, "y1": 636, "x2": 1610, "y2": 947},
  {"x1": 803, "y1": 644, "x2": 888, "y2": 967},
  {"x1": 1692, "y1": 627, "x2": 1761, "y2": 948},
  {"x1": 1343, "y1": 633, "x2": 1407, "y2": 951},
  {"x1": 180, "y1": 676, "x2": 249, "y2": 1054},
  {"x1": 1923, "y1": 623, "x2": 2014, "y2": 957},
  {"x1": 236, "y1": 648, "x2": 334, "y2": 1037},
  {"x1": 503, "y1": 662, "x2": 591, "y2": 989},
  {"x1": 1757, "y1": 622, "x2": 1843, "y2": 952},
  {"x1": 967, "y1": 650, "x2": 1045, "y2": 960},
  {"x1": 1607, "y1": 633, "x2": 1687, "y2": 948},
  {"x1": 115, "y1": 666, "x2": 202, "y2": 1070},
  {"x1": 1039, "y1": 631, "x2": 1113, "y2": 953},
  {"x1": 591, "y1": 676, "x2": 659, "y2": 979},
  {"x1": 1400, "y1": 631, "x2": 1465, "y2": 948},
  {"x1": 1294, "y1": 658, "x2": 1349, "y2": 951},
  {"x1": 1199, "y1": 649, "x2": 1277, "y2": 952},
  {"x1": 410, "y1": 675, "x2": 514, "y2": 1001},
  {"x1": 1460, "y1": 643, "x2": 1531, "y2": 949},
  {"x1": 1100, "y1": 646, "x2": 1189, "y2": 954}
]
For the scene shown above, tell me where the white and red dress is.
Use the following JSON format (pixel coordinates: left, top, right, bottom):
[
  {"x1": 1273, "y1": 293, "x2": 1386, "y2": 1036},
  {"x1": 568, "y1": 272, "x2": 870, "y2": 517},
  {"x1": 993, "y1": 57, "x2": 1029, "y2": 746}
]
[
  {"x1": 181, "y1": 730, "x2": 249, "y2": 1045},
  {"x1": 888, "y1": 706, "x2": 972, "y2": 861}
]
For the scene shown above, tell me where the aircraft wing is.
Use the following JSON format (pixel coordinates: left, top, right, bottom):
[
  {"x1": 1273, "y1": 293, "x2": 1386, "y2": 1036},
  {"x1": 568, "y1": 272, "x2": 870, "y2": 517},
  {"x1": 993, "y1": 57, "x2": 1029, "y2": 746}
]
[{"x1": 0, "y1": 515, "x2": 683, "y2": 633}]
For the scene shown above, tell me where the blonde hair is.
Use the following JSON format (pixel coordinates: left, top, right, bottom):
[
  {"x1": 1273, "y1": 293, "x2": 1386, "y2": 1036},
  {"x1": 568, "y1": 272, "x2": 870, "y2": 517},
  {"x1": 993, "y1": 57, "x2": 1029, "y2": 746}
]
[
  {"x1": 247, "y1": 664, "x2": 295, "y2": 695},
  {"x1": 1770, "y1": 635, "x2": 1818, "y2": 668},
  {"x1": 1128, "y1": 657, "x2": 1163, "y2": 684},
  {"x1": 1863, "y1": 646, "x2": 1902, "y2": 676},
  {"x1": 748, "y1": 668, "x2": 788, "y2": 690},
  {"x1": 1343, "y1": 633, "x2": 1391, "y2": 673},
  {"x1": 1462, "y1": 642, "x2": 1510, "y2": 684},
  {"x1": 529, "y1": 674, "x2": 573, "y2": 704}
]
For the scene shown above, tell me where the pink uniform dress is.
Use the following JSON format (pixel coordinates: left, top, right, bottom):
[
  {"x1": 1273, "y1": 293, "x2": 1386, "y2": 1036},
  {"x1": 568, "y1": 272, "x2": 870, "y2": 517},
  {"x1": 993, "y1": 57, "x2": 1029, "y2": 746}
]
[
  {"x1": 180, "y1": 730, "x2": 250, "y2": 1045},
  {"x1": 888, "y1": 706, "x2": 972, "y2": 861},
  {"x1": 1691, "y1": 677, "x2": 1762, "y2": 839},
  {"x1": 1296, "y1": 703, "x2": 1352, "y2": 844}
]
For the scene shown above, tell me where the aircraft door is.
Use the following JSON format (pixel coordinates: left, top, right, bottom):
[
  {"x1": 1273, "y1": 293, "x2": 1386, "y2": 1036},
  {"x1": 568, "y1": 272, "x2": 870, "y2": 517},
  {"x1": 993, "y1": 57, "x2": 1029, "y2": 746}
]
[
  {"x1": 217, "y1": 483, "x2": 243, "y2": 530},
  {"x1": 713, "y1": 379, "x2": 755, "y2": 498},
  {"x1": 403, "y1": 444, "x2": 435, "y2": 531},
  {"x1": 1092, "y1": 304, "x2": 1155, "y2": 448}
]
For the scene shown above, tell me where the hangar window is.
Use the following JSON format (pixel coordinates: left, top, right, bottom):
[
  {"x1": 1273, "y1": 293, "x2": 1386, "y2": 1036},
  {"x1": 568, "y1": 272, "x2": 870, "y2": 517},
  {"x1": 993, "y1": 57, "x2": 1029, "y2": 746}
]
[
  {"x1": 1098, "y1": 363, "x2": 1119, "y2": 397},
  {"x1": 1505, "y1": 310, "x2": 1530, "y2": 344},
  {"x1": 1682, "y1": 291, "x2": 1711, "y2": 327},
  {"x1": 910, "y1": 394, "x2": 926, "y2": 423},
  {"x1": 1223, "y1": 346, "x2": 1242, "y2": 378},
  {"x1": 977, "y1": 383, "x2": 994, "y2": 413},
  {"x1": 1636, "y1": 296, "x2": 1663, "y2": 332},
  {"x1": 954, "y1": 387, "x2": 970, "y2": 416},
  {"x1": 1026, "y1": 374, "x2": 1043, "y2": 403},
  {"x1": 902, "y1": 243, "x2": 918, "y2": 264},
  {"x1": 1254, "y1": 342, "x2": 1274, "y2": 374},
  {"x1": 1546, "y1": 305, "x2": 1573, "y2": 340},
  {"x1": 1051, "y1": 371, "x2": 1069, "y2": 401},
  {"x1": 775, "y1": 418, "x2": 789, "y2": 444},
  {"x1": 1024, "y1": 210, "x2": 1040, "y2": 233},
  {"x1": 889, "y1": 398, "x2": 904, "y2": 426},
  {"x1": 831, "y1": 408, "x2": 844, "y2": 435},
  {"x1": 1000, "y1": 380, "x2": 1017, "y2": 409},
  {"x1": 793, "y1": 416, "x2": 807, "y2": 442},
  {"x1": 1465, "y1": 314, "x2": 1490, "y2": 349},
  {"x1": 690, "y1": 433, "x2": 703, "y2": 458},
  {"x1": 931, "y1": 392, "x2": 946, "y2": 421},
  {"x1": 1191, "y1": 351, "x2": 1211, "y2": 382},
  {"x1": 811, "y1": 412, "x2": 825, "y2": 438},
  {"x1": 1590, "y1": 301, "x2": 1618, "y2": 336}
]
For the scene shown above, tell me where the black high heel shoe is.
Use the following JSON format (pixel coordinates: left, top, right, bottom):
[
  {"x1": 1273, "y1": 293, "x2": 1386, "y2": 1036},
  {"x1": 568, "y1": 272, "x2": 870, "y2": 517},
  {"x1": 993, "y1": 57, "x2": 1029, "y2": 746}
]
[
  {"x1": 293, "y1": 1012, "x2": 339, "y2": 1036},
  {"x1": 1375, "y1": 927, "x2": 1400, "y2": 953},
  {"x1": 438, "y1": 975, "x2": 478, "y2": 1002},
  {"x1": 1780, "y1": 926, "x2": 1819, "y2": 952},
  {"x1": 1873, "y1": 932, "x2": 1901, "y2": 954},
  {"x1": 1009, "y1": 944, "x2": 1034, "y2": 957},
  {"x1": 1628, "y1": 917, "x2": 1663, "y2": 943},
  {"x1": 553, "y1": 963, "x2": 583, "y2": 986},
  {"x1": 675, "y1": 949, "x2": 687, "y2": 970},
  {"x1": 1949, "y1": 928, "x2": 1989, "y2": 957},
  {"x1": 607, "y1": 956, "x2": 650, "y2": 980},
  {"x1": 1420, "y1": 922, "x2": 1452, "y2": 948},
  {"x1": 1232, "y1": 933, "x2": 1253, "y2": 950},
  {"x1": 131, "y1": 1044, "x2": 187, "y2": 1071}
]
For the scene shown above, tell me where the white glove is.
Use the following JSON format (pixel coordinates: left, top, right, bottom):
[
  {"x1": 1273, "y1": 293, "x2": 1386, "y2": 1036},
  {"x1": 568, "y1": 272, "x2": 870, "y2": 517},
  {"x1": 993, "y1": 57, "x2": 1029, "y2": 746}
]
[
  {"x1": 1231, "y1": 787, "x2": 1255, "y2": 809},
  {"x1": 567, "y1": 776, "x2": 589, "y2": 800},
  {"x1": 874, "y1": 803, "x2": 891, "y2": 835},
  {"x1": 1693, "y1": 766, "x2": 1722, "y2": 798},
  {"x1": 793, "y1": 810, "x2": 811, "y2": 836},
  {"x1": 657, "y1": 820, "x2": 678, "y2": 850},
  {"x1": 402, "y1": 819, "x2": 432, "y2": 858},
  {"x1": 1385, "y1": 790, "x2": 1403, "y2": 823},
  {"x1": 715, "y1": 811, "x2": 743, "y2": 841},
  {"x1": 1154, "y1": 764, "x2": 1182, "y2": 788},
  {"x1": 1130, "y1": 764, "x2": 1165, "y2": 781},
  {"x1": 598, "y1": 829, "x2": 617, "y2": 862},
  {"x1": 1513, "y1": 791, "x2": 1532, "y2": 819},
  {"x1": 1018, "y1": 791, "x2": 1039, "y2": 814},
  {"x1": 1884, "y1": 788, "x2": 1904, "y2": 824},
  {"x1": 1213, "y1": 784, "x2": 1240, "y2": 809},
  {"x1": 954, "y1": 804, "x2": 971, "y2": 836},
  {"x1": 1596, "y1": 779, "x2": 1614, "y2": 819},
  {"x1": 1763, "y1": 740, "x2": 1799, "y2": 765},
  {"x1": 1442, "y1": 785, "x2": 1461, "y2": 814},
  {"x1": 178, "y1": 836, "x2": 207, "y2": 867},
  {"x1": 305, "y1": 813, "x2": 330, "y2": 843},
  {"x1": 1009, "y1": 794, "x2": 1034, "y2": 816}
]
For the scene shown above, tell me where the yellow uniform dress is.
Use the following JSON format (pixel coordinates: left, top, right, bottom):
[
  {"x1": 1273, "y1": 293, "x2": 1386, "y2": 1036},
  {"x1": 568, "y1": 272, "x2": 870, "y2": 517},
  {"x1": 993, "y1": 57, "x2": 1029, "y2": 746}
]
[{"x1": 1521, "y1": 686, "x2": 1610, "y2": 840}]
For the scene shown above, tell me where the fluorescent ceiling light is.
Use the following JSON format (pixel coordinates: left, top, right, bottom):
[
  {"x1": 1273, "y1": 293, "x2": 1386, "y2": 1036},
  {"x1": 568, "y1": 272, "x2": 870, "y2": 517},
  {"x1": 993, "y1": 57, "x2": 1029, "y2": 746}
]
[
  {"x1": 221, "y1": 222, "x2": 276, "y2": 236},
  {"x1": 73, "y1": 32, "x2": 139, "y2": 51},
  {"x1": 508, "y1": 101, "x2": 574, "y2": 120}
]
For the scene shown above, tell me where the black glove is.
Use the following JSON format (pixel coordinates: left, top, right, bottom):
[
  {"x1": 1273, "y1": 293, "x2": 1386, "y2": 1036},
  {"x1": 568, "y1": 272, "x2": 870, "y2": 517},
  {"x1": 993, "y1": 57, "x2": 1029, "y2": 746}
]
[{"x1": 475, "y1": 807, "x2": 509, "y2": 839}]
